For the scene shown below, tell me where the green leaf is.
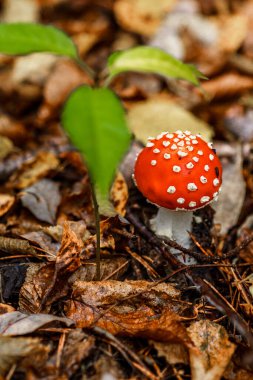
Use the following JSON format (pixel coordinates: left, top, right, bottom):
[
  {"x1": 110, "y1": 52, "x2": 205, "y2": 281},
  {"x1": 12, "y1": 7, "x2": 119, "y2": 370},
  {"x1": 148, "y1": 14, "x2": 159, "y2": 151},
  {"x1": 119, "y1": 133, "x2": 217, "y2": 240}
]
[
  {"x1": 108, "y1": 46, "x2": 206, "y2": 85},
  {"x1": 62, "y1": 86, "x2": 131, "y2": 211},
  {"x1": 0, "y1": 23, "x2": 78, "y2": 59}
]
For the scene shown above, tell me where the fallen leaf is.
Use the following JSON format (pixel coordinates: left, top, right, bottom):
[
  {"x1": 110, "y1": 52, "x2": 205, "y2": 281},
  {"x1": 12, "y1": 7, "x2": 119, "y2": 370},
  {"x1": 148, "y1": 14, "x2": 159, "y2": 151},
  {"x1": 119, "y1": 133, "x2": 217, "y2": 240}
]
[
  {"x1": 0, "y1": 193, "x2": 15, "y2": 217},
  {"x1": 127, "y1": 97, "x2": 213, "y2": 144},
  {"x1": 0, "y1": 303, "x2": 15, "y2": 315},
  {"x1": 2, "y1": 0, "x2": 39, "y2": 22},
  {"x1": 0, "y1": 136, "x2": 14, "y2": 160},
  {"x1": 64, "y1": 280, "x2": 192, "y2": 345},
  {"x1": 213, "y1": 143, "x2": 246, "y2": 234},
  {"x1": 11, "y1": 151, "x2": 59, "y2": 189},
  {"x1": 198, "y1": 73, "x2": 253, "y2": 100},
  {"x1": 12, "y1": 53, "x2": 58, "y2": 86},
  {"x1": 0, "y1": 311, "x2": 74, "y2": 335},
  {"x1": 153, "y1": 341, "x2": 188, "y2": 365},
  {"x1": 0, "y1": 336, "x2": 49, "y2": 377},
  {"x1": 216, "y1": 14, "x2": 248, "y2": 54},
  {"x1": 20, "y1": 222, "x2": 83, "y2": 312},
  {"x1": 114, "y1": 0, "x2": 177, "y2": 36},
  {"x1": 188, "y1": 320, "x2": 235, "y2": 380},
  {"x1": 21, "y1": 179, "x2": 61, "y2": 224},
  {"x1": 110, "y1": 171, "x2": 128, "y2": 216}
]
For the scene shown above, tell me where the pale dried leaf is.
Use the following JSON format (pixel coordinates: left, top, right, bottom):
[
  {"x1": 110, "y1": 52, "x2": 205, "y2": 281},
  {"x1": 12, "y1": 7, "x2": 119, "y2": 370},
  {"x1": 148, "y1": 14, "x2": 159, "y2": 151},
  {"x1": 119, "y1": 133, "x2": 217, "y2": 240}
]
[
  {"x1": 216, "y1": 14, "x2": 248, "y2": 53},
  {"x1": 12, "y1": 53, "x2": 58, "y2": 86},
  {"x1": 188, "y1": 320, "x2": 235, "y2": 380},
  {"x1": 127, "y1": 98, "x2": 213, "y2": 144},
  {"x1": 114, "y1": 0, "x2": 177, "y2": 36},
  {"x1": 21, "y1": 179, "x2": 61, "y2": 224},
  {"x1": 0, "y1": 311, "x2": 74, "y2": 335},
  {"x1": 213, "y1": 143, "x2": 246, "y2": 234},
  {"x1": 1, "y1": 0, "x2": 39, "y2": 22}
]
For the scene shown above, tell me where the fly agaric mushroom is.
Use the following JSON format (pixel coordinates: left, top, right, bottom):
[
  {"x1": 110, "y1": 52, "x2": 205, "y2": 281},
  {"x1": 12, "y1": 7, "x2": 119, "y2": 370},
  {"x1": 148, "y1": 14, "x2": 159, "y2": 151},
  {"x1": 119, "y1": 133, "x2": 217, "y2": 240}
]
[{"x1": 133, "y1": 130, "x2": 222, "y2": 263}]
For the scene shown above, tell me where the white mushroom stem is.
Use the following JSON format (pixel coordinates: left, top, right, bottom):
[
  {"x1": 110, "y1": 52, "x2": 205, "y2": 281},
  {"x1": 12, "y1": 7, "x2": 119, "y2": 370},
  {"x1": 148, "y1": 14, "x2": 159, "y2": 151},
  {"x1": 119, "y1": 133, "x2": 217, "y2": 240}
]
[{"x1": 152, "y1": 207, "x2": 196, "y2": 264}]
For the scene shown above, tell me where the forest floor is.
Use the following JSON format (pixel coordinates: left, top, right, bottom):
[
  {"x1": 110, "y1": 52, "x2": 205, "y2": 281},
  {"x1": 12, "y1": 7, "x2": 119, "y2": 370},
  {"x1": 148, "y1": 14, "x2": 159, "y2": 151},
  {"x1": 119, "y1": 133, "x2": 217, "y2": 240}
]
[{"x1": 0, "y1": 0, "x2": 253, "y2": 379}]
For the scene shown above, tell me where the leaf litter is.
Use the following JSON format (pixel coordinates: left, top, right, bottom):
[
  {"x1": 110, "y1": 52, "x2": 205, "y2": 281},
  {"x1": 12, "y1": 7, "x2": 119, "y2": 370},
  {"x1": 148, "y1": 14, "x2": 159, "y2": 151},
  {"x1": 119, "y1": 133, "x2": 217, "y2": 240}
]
[{"x1": 0, "y1": 0, "x2": 252, "y2": 379}]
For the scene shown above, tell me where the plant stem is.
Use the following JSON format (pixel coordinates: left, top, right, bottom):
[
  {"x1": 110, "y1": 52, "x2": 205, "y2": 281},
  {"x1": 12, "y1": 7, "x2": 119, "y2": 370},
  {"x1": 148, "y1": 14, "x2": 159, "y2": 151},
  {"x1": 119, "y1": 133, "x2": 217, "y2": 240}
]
[
  {"x1": 76, "y1": 58, "x2": 96, "y2": 80},
  {"x1": 90, "y1": 184, "x2": 101, "y2": 280}
]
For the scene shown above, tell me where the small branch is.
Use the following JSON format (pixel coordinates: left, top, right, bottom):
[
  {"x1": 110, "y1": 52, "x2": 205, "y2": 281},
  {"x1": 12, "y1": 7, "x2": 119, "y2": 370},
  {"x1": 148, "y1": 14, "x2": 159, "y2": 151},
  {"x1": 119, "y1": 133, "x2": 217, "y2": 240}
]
[
  {"x1": 90, "y1": 184, "x2": 101, "y2": 281},
  {"x1": 76, "y1": 58, "x2": 95, "y2": 81}
]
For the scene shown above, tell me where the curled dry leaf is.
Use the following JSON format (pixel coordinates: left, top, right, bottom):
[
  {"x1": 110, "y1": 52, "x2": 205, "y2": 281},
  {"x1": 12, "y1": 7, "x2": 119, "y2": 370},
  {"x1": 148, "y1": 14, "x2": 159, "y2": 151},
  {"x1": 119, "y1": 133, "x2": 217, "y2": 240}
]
[
  {"x1": 20, "y1": 222, "x2": 83, "y2": 312},
  {"x1": 0, "y1": 311, "x2": 74, "y2": 336},
  {"x1": 0, "y1": 336, "x2": 49, "y2": 377},
  {"x1": 64, "y1": 280, "x2": 193, "y2": 345},
  {"x1": 127, "y1": 98, "x2": 213, "y2": 144},
  {"x1": 21, "y1": 179, "x2": 61, "y2": 224},
  {"x1": 213, "y1": 143, "x2": 246, "y2": 234},
  {"x1": 0, "y1": 303, "x2": 15, "y2": 315},
  {"x1": 215, "y1": 14, "x2": 248, "y2": 54},
  {"x1": 114, "y1": 0, "x2": 177, "y2": 36},
  {"x1": 2, "y1": 0, "x2": 39, "y2": 23},
  {"x1": 10, "y1": 151, "x2": 59, "y2": 189},
  {"x1": 0, "y1": 114, "x2": 27, "y2": 145},
  {"x1": 188, "y1": 320, "x2": 235, "y2": 380}
]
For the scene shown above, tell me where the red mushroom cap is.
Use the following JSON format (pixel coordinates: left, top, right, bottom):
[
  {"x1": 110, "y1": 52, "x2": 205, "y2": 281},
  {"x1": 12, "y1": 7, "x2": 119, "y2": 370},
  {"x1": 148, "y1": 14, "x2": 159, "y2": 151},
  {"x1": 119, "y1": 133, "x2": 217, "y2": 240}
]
[{"x1": 134, "y1": 131, "x2": 222, "y2": 211}]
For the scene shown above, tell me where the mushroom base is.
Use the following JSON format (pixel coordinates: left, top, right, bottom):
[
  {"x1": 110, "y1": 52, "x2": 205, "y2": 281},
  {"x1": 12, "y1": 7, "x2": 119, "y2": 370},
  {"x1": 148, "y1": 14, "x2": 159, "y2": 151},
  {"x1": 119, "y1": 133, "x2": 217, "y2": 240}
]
[{"x1": 152, "y1": 207, "x2": 196, "y2": 265}]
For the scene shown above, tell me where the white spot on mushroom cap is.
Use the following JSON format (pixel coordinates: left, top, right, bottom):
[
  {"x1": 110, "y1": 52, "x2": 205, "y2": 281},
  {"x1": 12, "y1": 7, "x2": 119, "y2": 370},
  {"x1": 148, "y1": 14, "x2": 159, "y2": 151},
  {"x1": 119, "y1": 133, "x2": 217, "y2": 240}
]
[
  {"x1": 153, "y1": 148, "x2": 160, "y2": 153},
  {"x1": 208, "y1": 142, "x2": 213, "y2": 148},
  {"x1": 167, "y1": 186, "x2": 176, "y2": 193},
  {"x1": 163, "y1": 141, "x2": 170, "y2": 147},
  {"x1": 193, "y1": 156, "x2": 199, "y2": 162},
  {"x1": 157, "y1": 132, "x2": 167, "y2": 139},
  {"x1": 186, "y1": 162, "x2": 194, "y2": 169},
  {"x1": 177, "y1": 197, "x2": 185, "y2": 204},
  {"x1": 192, "y1": 140, "x2": 198, "y2": 144},
  {"x1": 213, "y1": 178, "x2": 219, "y2": 186},
  {"x1": 213, "y1": 192, "x2": 218, "y2": 197},
  {"x1": 164, "y1": 153, "x2": 171, "y2": 159},
  {"x1": 197, "y1": 150, "x2": 203, "y2": 155},
  {"x1": 200, "y1": 176, "x2": 207, "y2": 183},
  {"x1": 187, "y1": 183, "x2": 198, "y2": 191},
  {"x1": 171, "y1": 144, "x2": 177, "y2": 150},
  {"x1": 178, "y1": 134, "x2": 185, "y2": 139},
  {"x1": 177, "y1": 151, "x2": 188, "y2": 157},
  {"x1": 166, "y1": 133, "x2": 174, "y2": 138},
  {"x1": 204, "y1": 165, "x2": 209, "y2": 171},
  {"x1": 200, "y1": 196, "x2": 210, "y2": 203},
  {"x1": 174, "y1": 138, "x2": 179, "y2": 142},
  {"x1": 209, "y1": 154, "x2": 214, "y2": 161},
  {"x1": 173, "y1": 165, "x2": 181, "y2": 172},
  {"x1": 151, "y1": 160, "x2": 157, "y2": 166},
  {"x1": 190, "y1": 135, "x2": 196, "y2": 139},
  {"x1": 147, "y1": 142, "x2": 154, "y2": 147},
  {"x1": 186, "y1": 145, "x2": 193, "y2": 151},
  {"x1": 189, "y1": 201, "x2": 196, "y2": 208},
  {"x1": 185, "y1": 131, "x2": 191, "y2": 135},
  {"x1": 177, "y1": 141, "x2": 184, "y2": 147}
]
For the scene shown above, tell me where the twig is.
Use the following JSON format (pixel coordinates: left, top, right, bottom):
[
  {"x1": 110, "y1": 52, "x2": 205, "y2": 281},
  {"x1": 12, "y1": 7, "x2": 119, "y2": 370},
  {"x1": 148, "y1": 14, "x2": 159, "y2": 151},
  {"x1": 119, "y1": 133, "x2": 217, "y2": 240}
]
[{"x1": 90, "y1": 184, "x2": 101, "y2": 281}]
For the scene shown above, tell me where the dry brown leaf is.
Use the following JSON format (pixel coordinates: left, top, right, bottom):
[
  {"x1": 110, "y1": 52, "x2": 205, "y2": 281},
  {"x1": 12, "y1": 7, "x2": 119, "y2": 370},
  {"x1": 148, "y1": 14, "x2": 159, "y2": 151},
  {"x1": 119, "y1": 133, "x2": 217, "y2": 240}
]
[
  {"x1": 0, "y1": 303, "x2": 15, "y2": 315},
  {"x1": 199, "y1": 73, "x2": 253, "y2": 100},
  {"x1": 153, "y1": 341, "x2": 188, "y2": 365},
  {"x1": 114, "y1": 0, "x2": 176, "y2": 36},
  {"x1": 0, "y1": 336, "x2": 49, "y2": 377},
  {"x1": 39, "y1": 59, "x2": 92, "y2": 120},
  {"x1": 127, "y1": 98, "x2": 213, "y2": 144},
  {"x1": 216, "y1": 14, "x2": 248, "y2": 54},
  {"x1": 188, "y1": 320, "x2": 235, "y2": 380},
  {"x1": 10, "y1": 151, "x2": 59, "y2": 189},
  {"x1": 64, "y1": 280, "x2": 192, "y2": 345},
  {"x1": 0, "y1": 136, "x2": 14, "y2": 160},
  {"x1": 0, "y1": 193, "x2": 15, "y2": 217},
  {"x1": 1, "y1": 0, "x2": 39, "y2": 22},
  {"x1": 110, "y1": 171, "x2": 128, "y2": 216},
  {"x1": 0, "y1": 114, "x2": 27, "y2": 145}
]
